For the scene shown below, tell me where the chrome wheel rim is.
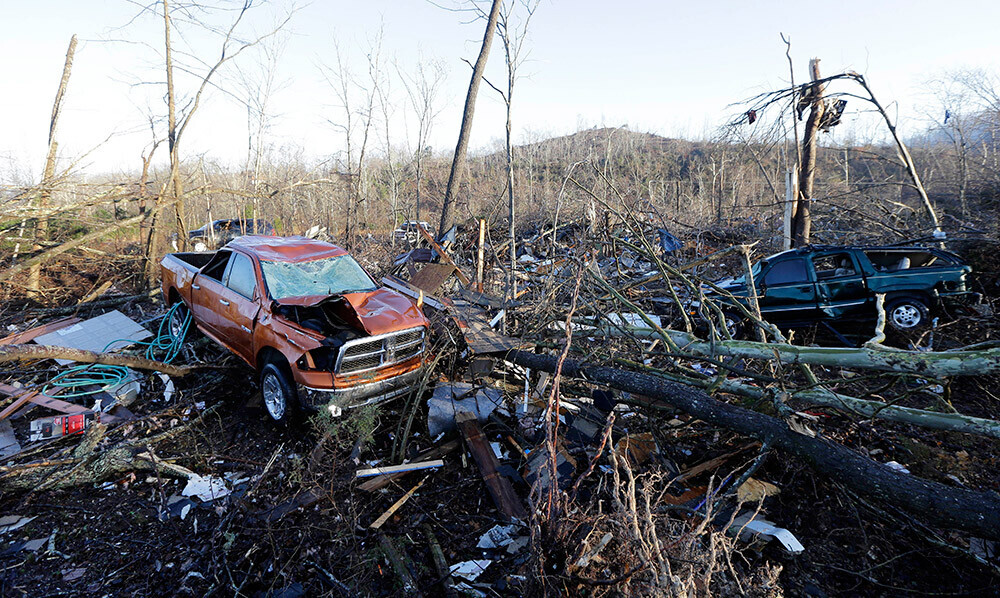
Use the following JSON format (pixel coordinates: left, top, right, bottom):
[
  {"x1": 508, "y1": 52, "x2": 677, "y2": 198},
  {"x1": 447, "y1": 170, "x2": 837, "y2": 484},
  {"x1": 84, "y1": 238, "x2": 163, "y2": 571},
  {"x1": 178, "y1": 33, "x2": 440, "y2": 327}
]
[
  {"x1": 891, "y1": 304, "x2": 921, "y2": 329},
  {"x1": 168, "y1": 307, "x2": 186, "y2": 339},
  {"x1": 262, "y1": 373, "x2": 285, "y2": 420}
]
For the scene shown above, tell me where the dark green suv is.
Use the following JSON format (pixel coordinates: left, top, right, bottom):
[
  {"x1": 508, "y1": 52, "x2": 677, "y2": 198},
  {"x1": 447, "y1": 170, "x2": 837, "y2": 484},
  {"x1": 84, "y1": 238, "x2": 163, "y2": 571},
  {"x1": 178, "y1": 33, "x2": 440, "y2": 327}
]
[{"x1": 709, "y1": 245, "x2": 976, "y2": 331}]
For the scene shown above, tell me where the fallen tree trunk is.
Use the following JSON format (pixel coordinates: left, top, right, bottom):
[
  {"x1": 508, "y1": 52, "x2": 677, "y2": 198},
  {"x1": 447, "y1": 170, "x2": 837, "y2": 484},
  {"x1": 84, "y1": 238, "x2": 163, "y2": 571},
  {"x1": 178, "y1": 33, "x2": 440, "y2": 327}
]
[
  {"x1": 615, "y1": 358, "x2": 1000, "y2": 440},
  {"x1": 0, "y1": 344, "x2": 191, "y2": 377},
  {"x1": 592, "y1": 326, "x2": 1000, "y2": 377},
  {"x1": 506, "y1": 349, "x2": 1000, "y2": 541}
]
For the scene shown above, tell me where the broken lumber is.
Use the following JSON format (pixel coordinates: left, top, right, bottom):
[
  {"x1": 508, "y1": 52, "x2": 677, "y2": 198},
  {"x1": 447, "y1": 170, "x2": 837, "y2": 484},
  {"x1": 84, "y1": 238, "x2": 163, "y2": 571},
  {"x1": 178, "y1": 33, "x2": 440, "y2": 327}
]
[
  {"x1": 370, "y1": 477, "x2": 426, "y2": 530},
  {"x1": 0, "y1": 317, "x2": 80, "y2": 345},
  {"x1": 358, "y1": 440, "x2": 459, "y2": 491},
  {"x1": 0, "y1": 344, "x2": 191, "y2": 377},
  {"x1": 355, "y1": 460, "x2": 444, "y2": 478},
  {"x1": 456, "y1": 411, "x2": 528, "y2": 521},
  {"x1": 418, "y1": 225, "x2": 471, "y2": 286},
  {"x1": 505, "y1": 349, "x2": 1000, "y2": 541},
  {"x1": 595, "y1": 326, "x2": 1000, "y2": 377}
]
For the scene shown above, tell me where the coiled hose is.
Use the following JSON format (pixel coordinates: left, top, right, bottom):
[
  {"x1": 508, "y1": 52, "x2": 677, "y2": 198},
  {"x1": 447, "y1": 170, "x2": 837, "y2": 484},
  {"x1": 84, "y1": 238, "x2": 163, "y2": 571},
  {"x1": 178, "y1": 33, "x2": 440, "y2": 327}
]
[{"x1": 41, "y1": 303, "x2": 192, "y2": 402}]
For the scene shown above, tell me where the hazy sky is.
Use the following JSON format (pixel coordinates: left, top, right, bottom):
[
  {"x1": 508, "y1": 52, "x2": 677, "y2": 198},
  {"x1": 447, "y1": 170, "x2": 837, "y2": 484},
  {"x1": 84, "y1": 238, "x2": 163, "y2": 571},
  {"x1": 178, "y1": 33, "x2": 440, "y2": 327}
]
[{"x1": 1, "y1": 0, "x2": 998, "y2": 181}]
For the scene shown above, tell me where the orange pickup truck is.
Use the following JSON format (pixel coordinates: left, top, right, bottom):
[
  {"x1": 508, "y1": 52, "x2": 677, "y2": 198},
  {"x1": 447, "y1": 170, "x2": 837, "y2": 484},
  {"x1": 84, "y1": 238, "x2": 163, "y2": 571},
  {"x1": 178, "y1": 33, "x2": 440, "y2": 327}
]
[{"x1": 160, "y1": 236, "x2": 430, "y2": 423}]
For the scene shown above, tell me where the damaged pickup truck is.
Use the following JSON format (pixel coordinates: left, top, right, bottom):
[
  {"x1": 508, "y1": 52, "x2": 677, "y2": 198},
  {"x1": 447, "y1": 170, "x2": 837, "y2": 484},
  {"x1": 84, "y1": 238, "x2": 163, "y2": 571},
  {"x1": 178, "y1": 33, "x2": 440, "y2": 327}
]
[{"x1": 161, "y1": 236, "x2": 430, "y2": 423}]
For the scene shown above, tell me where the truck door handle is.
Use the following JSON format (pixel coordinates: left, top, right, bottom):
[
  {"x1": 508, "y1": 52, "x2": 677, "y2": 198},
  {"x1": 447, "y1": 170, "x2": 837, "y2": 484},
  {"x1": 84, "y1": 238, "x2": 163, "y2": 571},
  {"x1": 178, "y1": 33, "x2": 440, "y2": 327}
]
[
  {"x1": 219, "y1": 299, "x2": 230, "y2": 306},
  {"x1": 192, "y1": 284, "x2": 200, "y2": 290}
]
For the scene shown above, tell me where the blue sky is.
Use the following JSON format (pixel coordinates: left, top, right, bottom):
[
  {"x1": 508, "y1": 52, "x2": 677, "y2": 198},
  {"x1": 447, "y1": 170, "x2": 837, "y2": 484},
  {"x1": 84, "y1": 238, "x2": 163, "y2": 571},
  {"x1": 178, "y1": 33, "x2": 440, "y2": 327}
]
[{"x1": 1, "y1": 0, "x2": 998, "y2": 180}]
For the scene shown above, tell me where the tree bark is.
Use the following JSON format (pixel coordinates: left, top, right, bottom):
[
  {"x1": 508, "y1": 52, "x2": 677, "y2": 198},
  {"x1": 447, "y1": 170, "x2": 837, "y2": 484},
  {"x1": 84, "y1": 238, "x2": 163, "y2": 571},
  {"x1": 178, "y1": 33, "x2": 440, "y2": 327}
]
[
  {"x1": 438, "y1": 0, "x2": 502, "y2": 236},
  {"x1": 792, "y1": 58, "x2": 824, "y2": 247},
  {"x1": 506, "y1": 350, "x2": 1000, "y2": 541},
  {"x1": 0, "y1": 344, "x2": 191, "y2": 377},
  {"x1": 163, "y1": 0, "x2": 186, "y2": 251}
]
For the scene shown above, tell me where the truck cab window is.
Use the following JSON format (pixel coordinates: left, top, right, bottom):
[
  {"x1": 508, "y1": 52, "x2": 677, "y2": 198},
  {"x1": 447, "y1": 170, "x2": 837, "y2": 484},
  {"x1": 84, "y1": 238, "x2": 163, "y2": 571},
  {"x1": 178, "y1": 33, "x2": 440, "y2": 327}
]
[
  {"x1": 764, "y1": 259, "x2": 809, "y2": 286},
  {"x1": 226, "y1": 253, "x2": 257, "y2": 299},
  {"x1": 201, "y1": 250, "x2": 232, "y2": 281}
]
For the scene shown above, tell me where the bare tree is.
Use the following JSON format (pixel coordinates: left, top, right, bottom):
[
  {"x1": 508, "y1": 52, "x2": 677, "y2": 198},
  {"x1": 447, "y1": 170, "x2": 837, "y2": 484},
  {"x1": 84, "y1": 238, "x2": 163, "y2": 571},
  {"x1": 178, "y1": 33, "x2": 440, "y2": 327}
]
[
  {"x1": 438, "y1": 0, "x2": 503, "y2": 236},
  {"x1": 320, "y1": 32, "x2": 382, "y2": 246},
  {"x1": 155, "y1": 0, "x2": 292, "y2": 253},
  {"x1": 485, "y1": 0, "x2": 539, "y2": 296},
  {"x1": 398, "y1": 56, "x2": 447, "y2": 226}
]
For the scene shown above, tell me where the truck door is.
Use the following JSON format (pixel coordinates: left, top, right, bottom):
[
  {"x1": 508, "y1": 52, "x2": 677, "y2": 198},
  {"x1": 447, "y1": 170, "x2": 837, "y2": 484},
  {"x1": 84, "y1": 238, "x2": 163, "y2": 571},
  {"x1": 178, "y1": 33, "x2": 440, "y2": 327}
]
[
  {"x1": 215, "y1": 252, "x2": 260, "y2": 363},
  {"x1": 811, "y1": 251, "x2": 870, "y2": 320},
  {"x1": 759, "y1": 258, "x2": 818, "y2": 326},
  {"x1": 190, "y1": 250, "x2": 233, "y2": 339}
]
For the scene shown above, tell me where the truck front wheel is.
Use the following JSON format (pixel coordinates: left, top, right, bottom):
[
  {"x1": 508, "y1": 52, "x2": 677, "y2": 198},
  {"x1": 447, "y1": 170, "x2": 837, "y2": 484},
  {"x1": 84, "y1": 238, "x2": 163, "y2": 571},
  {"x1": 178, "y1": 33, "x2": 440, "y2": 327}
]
[
  {"x1": 886, "y1": 297, "x2": 929, "y2": 330},
  {"x1": 260, "y1": 361, "x2": 299, "y2": 424}
]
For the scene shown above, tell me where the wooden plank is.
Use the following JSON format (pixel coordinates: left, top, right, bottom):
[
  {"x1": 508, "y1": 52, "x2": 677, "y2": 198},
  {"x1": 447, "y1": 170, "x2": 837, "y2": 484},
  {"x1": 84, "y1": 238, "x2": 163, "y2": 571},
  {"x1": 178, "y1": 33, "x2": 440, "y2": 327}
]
[
  {"x1": 456, "y1": 411, "x2": 527, "y2": 521},
  {"x1": 355, "y1": 459, "x2": 444, "y2": 478},
  {"x1": 0, "y1": 317, "x2": 81, "y2": 346},
  {"x1": 407, "y1": 263, "x2": 457, "y2": 295},
  {"x1": 417, "y1": 225, "x2": 471, "y2": 286},
  {"x1": 370, "y1": 477, "x2": 426, "y2": 529},
  {"x1": 382, "y1": 276, "x2": 446, "y2": 311},
  {"x1": 0, "y1": 385, "x2": 44, "y2": 421},
  {"x1": 449, "y1": 300, "x2": 529, "y2": 355},
  {"x1": 358, "y1": 439, "x2": 460, "y2": 491},
  {"x1": 28, "y1": 394, "x2": 88, "y2": 415},
  {"x1": 476, "y1": 218, "x2": 485, "y2": 293}
]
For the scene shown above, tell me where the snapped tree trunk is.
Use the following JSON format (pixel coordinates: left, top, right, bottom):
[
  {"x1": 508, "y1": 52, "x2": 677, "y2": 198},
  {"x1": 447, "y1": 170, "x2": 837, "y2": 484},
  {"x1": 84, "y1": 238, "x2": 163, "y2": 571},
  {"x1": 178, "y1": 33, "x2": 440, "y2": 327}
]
[
  {"x1": 163, "y1": 0, "x2": 186, "y2": 251},
  {"x1": 29, "y1": 34, "x2": 78, "y2": 299},
  {"x1": 792, "y1": 58, "x2": 824, "y2": 247},
  {"x1": 438, "y1": 0, "x2": 502, "y2": 236},
  {"x1": 506, "y1": 350, "x2": 1000, "y2": 541}
]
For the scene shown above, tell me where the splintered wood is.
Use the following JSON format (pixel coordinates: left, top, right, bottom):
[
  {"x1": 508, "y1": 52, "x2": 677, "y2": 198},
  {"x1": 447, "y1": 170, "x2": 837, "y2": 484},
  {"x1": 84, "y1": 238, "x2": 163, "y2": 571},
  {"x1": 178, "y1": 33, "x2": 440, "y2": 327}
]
[{"x1": 456, "y1": 411, "x2": 527, "y2": 521}]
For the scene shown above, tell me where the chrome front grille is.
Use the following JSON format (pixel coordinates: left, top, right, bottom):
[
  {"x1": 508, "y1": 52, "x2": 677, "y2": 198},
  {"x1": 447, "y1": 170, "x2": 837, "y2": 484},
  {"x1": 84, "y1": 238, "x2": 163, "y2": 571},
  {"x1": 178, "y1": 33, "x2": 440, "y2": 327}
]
[{"x1": 336, "y1": 326, "x2": 426, "y2": 374}]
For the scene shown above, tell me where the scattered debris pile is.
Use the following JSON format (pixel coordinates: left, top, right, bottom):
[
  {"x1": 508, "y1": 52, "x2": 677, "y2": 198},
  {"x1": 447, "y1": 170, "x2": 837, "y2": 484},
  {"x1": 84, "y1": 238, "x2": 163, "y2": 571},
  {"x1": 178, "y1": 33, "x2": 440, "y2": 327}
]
[{"x1": 1, "y1": 216, "x2": 999, "y2": 596}]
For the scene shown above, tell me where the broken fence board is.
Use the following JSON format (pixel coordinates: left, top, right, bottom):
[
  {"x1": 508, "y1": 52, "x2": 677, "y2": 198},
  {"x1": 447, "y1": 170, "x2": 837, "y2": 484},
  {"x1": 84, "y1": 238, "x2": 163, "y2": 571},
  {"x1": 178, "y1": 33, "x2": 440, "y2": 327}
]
[
  {"x1": 406, "y1": 263, "x2": 457, "y2": 295},
  {"x1": 28, "y1": 394, "x2": 88, "y2": 415},
  {"x1": 370, "y1": 477, "x2": 426, "y2": 530},
  {"x1": 456, "y1": 411, "x2": 528, "y2": 521},
  {"x1": 355, "y1": 459, "x2": 444, "y2": 478},
  {"x1": 0, "y1": 317, "x2": 81, "y2": 346}
]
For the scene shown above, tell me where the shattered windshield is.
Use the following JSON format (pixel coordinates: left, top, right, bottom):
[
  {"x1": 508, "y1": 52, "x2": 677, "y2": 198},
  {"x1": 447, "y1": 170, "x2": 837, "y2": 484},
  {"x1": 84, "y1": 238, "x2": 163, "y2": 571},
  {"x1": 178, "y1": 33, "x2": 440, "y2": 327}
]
[{"x1": 260, "y1": 255, "x2": 377, "y2": 300}]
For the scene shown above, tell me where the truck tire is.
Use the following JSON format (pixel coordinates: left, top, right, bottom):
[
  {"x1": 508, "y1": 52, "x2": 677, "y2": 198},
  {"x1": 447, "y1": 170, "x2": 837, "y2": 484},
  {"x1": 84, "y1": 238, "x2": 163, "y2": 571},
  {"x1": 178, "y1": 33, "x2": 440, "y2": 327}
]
[
  {"x1": 886, "y1": 297, "x2": 929, "y2": 330},
  {"x1": 260, "y1": 361, "x2": 299, "y2": 425},
  {"x1": 167, "y1": 301, "x2": 193, "y2": 341}
]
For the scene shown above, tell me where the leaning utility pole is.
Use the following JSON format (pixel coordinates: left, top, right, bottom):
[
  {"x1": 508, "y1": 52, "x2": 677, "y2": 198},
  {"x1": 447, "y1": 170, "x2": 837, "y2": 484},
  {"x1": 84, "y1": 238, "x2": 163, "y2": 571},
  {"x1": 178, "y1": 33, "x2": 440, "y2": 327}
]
[
  {"x1": 438, "y1": 0, "x2": 502, "y2": 236},
  {"x1": 792, "y1": 58, "x2": 824, "y2": 247}
]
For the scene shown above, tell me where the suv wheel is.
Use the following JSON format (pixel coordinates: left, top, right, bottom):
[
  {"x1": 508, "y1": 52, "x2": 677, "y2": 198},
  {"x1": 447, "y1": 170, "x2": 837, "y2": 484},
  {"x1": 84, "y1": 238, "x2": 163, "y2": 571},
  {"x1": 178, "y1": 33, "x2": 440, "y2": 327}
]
[
  {"x1": 260, "y1": 361, "x2": 299, "y2": 424},
  {"x1": 886, "y1": 297, "x2": 929, "y2": 330}
]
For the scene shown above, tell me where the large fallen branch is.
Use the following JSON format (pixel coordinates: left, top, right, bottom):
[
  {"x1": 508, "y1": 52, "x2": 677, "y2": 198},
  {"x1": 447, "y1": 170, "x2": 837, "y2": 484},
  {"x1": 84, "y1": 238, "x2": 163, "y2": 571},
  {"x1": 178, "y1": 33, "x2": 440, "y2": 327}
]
[
  {"x1": 506, "y1": 350, "x2": 1000, "y2": 541},
  {"x1": 592, "y1": 326, "x2": 1000, "y2": 377},
  {"x1": 618, "y1": 358, "x2": 1000, "y2": 440},
  {"x1": 0, "y1": 344, "x2": 191, "y2": 377}
]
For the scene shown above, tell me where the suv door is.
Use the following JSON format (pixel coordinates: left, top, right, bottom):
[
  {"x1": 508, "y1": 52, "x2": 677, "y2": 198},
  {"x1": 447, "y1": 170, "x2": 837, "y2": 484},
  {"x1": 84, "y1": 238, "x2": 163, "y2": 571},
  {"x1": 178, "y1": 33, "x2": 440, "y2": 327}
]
[
  {"x1": 215, "y1": 252, "x2": 261, "y2": 363},
  {"x1": 812, "y1": 251, "x2": 870, "y2": 320},
  {"x1": 759, "y1": 258, "x2": 818, "y2": 325}
]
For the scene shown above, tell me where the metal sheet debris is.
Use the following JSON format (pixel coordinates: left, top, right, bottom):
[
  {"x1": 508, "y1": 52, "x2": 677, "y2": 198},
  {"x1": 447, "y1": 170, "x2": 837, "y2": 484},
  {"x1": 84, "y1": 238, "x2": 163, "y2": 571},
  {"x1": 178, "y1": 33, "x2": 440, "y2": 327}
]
[
  {"x1": 33, "y1": 310, "x2": 152, "y2": 363},
  {"x1": 0, "y1": 515, "x2": 36, "y2": 535},
  {"x1": 449, "y1": 559, "x2": 492, "y2": 582},
  {"x1": 427, "y1": 384, "x2": 504, "y2": 437}
]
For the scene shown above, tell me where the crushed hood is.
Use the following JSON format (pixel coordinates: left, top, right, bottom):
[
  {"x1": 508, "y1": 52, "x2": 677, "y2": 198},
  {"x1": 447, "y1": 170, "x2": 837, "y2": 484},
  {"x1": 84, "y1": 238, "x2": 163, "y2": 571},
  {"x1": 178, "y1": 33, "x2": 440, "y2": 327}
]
[{"x1": 275, "y1": 288, "x2": 426, "y2": 336}]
